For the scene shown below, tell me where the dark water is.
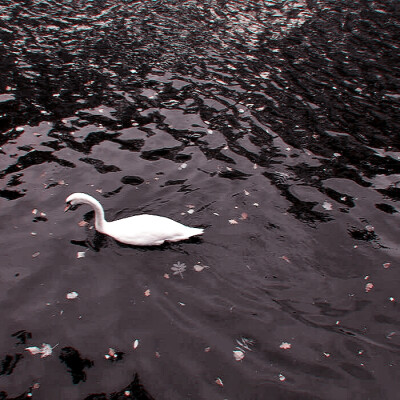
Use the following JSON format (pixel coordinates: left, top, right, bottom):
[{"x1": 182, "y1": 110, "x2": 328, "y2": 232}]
[{"x1": 1, "y1": 0, "x2": 399, "y2": 399}]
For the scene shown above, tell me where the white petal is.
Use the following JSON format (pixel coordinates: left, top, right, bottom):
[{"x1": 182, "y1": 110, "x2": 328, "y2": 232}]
[
  {"x1": 233, "y1": 350, "x2": 245, "y2": 361},
  {"x1": 25, "y1": 346, "x2": 41, "y2": 355}
]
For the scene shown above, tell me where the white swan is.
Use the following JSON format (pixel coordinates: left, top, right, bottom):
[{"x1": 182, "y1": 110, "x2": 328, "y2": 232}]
[{"x1": 65, "y1": 193, "x2": 204, "y2": 246}]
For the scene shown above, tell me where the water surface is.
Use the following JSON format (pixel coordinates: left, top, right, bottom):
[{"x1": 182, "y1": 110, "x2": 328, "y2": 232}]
[{"x1": 0, "y1": 1, "x2": 399, "y2": 399}]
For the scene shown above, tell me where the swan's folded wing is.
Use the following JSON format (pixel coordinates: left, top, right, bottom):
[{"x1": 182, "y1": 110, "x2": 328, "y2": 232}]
[{"x1": 106, "y1": 214, "x2": 202, "y2": 246}]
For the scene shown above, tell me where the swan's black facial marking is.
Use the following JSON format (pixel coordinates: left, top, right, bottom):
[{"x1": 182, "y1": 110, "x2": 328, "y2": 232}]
[{"x1": 64, "y1": 202, "x2": 79, "y2": 212}]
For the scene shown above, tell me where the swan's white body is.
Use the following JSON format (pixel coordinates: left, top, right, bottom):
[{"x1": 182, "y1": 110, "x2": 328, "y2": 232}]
[{"x1": 65, "y1": 193, "x2": 204, "y2": 246}]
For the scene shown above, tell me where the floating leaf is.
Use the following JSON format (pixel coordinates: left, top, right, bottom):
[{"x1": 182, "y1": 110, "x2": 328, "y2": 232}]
[
  {"x1": 365, "y1": 282, "x2": 374, "y2": 292},
  {"x1": 279, "y1": 342, "x2": 291, "y2": 350},
  {"x1": 229, "y1": 219, "x2": 238, "y2": 225},
  {"x1": 233, "y1": 350, "x2": 245, "y2": 361},
  {"x1": 215, "y1": 377, "x2": 224, "y2": 387},
  {"x1": 32, "y1": 252, "x2": 40, "y2": 258},
  {"x1": 25, "y1": 346, "x2": 41, "y2": 355},
  {"x1": 25, "y1": 343, "x2": 55, "y2": 358},
  {"x1": 133, "y1": 339, "x2": 139, "y2": 349},
  {"x1": 163, "y1": 273, "x2": 170, "y2": 279},
  {"x1": 278, "y1": 373, "x2": 286, "y2": 382},
  {"x1": 322, "y1": 201, "x2": 333, "y2": 211},
  {"x1": 40, "y1": 343, "x2": 53, "y2": 358},
  {"x1": 236, "y1": 337, "x2": 255, "y2": 352},
  {"x1": 144, "y1": 289, "x2": 151, "y2": 297},
  {"x1": 104, "y1": 347, "x2": 123, "y2": 361},
  {"x1": 383, "y1": 262, "x2": 391, "y2": 269},
  {"x1": 66, "y1": 291, "x2": 78, "y2": 300},
  {"x1": 171, "y1": 261, "x2": 187, "y2": 278},
  {"x1": 365, "y1": 225, "x2": 374, "y2": 232},
  {"x1": 77, "y1": 252, "x2": 85, "y2": 259},
  {"x1": 280, "y1": 256, "x2": 291, "y2": 263},
  {"x1": 193, "y1": 264, "x2": 209, "y2": 272},
  {"x1": 240, "y1": 212, "x2": 248, "y2": 220}
]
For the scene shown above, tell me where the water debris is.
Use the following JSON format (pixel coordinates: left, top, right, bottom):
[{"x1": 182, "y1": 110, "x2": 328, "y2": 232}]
[
  {"x1": 229, "y1": 219, "x2": 238, "y2": 225},
  {"x1": 204, "y1": 347, "x2": 211, "y2": 353},
  {"x1": 383, "y1": 262, "x2": 391, "y2": 269},
  {"x1": 133, "y1": 339, "x2": 139, "y2": 349},
  {"x1": 365, "y1": 225, "x2": 375, "y2": 232},
  {"x1": 187, "y1": 209, "x2": 195, "y2": 215},
  {"x1": 163, "y1": 273, "x2": 170, "y2": 279},
  {"x1": 32, "y1": 252, "x2": 40, "y2": 258},
  {"x1": 171, "y1": 261, "x2": 187, "y2": 278},
  {"x1": 104, "y1": 347, "x2": 123, "y2": 361},
  {"x1": 144, "y1": 289, "x2": 151, "y2": 297},
  {"x1": 66, "y1": 291, "x2": 78, "y2": 300},
  {"x1": 278, "y1": 373, "x2": 286, "y2": 382},
  {"x1": 193, "y1": 263, "x2": 209, "y2": 272},
  {"x1": 155, "y1": 351, "x2": 161, "y2": 358},
  {"x1": 253, "y1": 203, "x2": 259, "y2": 207},
  {"x1": 279, "y1": 342, "x2": 292, "y2": 350},
  {"x1": 25, "y1": 343, "x2": 57, "y2": 358},
  {"x1": 244, "y1": 189, "x2": 250, "y2": 196},
  {"x1": 389, "y1": 297, "x2": 395, "y2": 302},
  {"x1": 323, "y1": 352, "x2": 331, "y2": 358},
  {"x1": 77, "y1": 251, "x2": 85, "y2": 259},
  {"x1": 215, "y1": 377, "x2": 224, "y2": 387},
  {"x1": 322, "y1": 201, "x2": 333, "y2": 211},
  {"x1": 240, "y1": 212, "x2": 248, "y2": 220},
  {"x1": 280, "y1": 256, "x2": 291, "y2": 263},
  {"x1": 178, "y1": 163, "x2": 188, "y2": 170},
  {"x1": 236, "y1": 337, "x2": 255, "y2": 352},
  {"x1": 365, "y1": 282, "x2": 374, "y2": 292},
  {"x1": 233, "y1": 350, "x2": 245, "y2": 361}
]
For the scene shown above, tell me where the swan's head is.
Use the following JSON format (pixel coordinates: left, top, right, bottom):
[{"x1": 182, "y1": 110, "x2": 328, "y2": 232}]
[{"x1": 64, "y1": 193, "x2": 91, "y2": 212}]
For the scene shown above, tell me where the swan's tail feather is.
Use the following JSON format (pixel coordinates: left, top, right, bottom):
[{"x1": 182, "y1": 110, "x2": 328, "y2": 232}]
[{"x1": 190, "y1": 227, "x2": 204, "y2": 237}]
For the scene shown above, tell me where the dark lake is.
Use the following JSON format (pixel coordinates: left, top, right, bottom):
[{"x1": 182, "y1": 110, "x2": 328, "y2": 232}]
[{"x1": 0, "y1": 0, "x2": 399, "y2": 399}]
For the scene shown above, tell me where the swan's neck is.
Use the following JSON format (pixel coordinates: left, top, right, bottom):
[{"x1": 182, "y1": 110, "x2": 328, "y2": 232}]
[{"x1": 81, "y1": 196, "x2": 108, "y2": 233}]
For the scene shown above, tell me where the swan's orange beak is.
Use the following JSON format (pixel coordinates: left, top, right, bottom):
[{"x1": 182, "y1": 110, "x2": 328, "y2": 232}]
[{"x1": 64, "y1": 203, "x2": 72, "y2": 212}]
